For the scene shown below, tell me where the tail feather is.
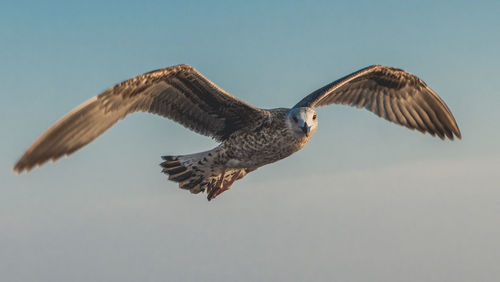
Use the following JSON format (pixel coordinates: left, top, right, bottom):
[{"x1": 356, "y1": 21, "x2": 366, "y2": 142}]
[
  {"x1": 161, "y1": 158, "x2": 182, "y2": 168},
  {"x1": 168, "y1": 170, "x2": 194, "y2": 182},
  {"x1": 160, "y1": 152, "x2": 212, "y2": 194},
  {"x1": 160, "y1": 151, "x2": 254, "y2": 199},
  {"x1": 162, "y1": 165, "x2": 186, "y2": 175}
]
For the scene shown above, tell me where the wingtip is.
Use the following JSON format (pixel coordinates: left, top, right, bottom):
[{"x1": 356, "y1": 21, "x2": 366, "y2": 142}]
[
  {"x1": 444, "y1": 131, "x2": 461, "y2": 141},
  {"x1": 13, "y1": 153, "x2": 35, "y2": 174},
  {"x1": 448, "y1": 126, "x2": 462, "y2": 141},
  {"x1": 455, "y1": 127, "x2": 462, "y2": 140},
  {"x1": 12, "y1": 163, "x2": 26, "y2": 174}
]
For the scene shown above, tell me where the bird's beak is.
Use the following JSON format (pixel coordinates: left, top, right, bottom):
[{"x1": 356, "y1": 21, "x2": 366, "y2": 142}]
[{"x1": 301, "y1": 122, "x2": 310, "y2": 137}]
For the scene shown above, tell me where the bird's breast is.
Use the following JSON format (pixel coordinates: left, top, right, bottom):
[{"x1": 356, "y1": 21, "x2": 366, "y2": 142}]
[{"x1": 221, "y1": 123, "x2": 311, "y2": 169}]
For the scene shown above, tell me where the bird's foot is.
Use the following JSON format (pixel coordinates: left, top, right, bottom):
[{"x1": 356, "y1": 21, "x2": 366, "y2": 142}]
[{"x1": 207, "y1": 170, "x2": 242, "y2": 201}]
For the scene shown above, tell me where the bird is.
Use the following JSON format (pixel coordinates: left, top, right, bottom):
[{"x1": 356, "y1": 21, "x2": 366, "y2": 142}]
[{"x1": 14, "y1": 64, "x2": 461, "y2": 201}]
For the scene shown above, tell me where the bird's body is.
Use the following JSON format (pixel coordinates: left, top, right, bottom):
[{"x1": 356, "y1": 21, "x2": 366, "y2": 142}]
[
  {"x1": 218, "y1": 108, "x2": 312, "y2": 168},
  {"x1": 161, "y1": 108, "x2": 313, "y2": 199},
  {"x1": 14, "y1": 64, "x2": 461, "y2": 201}
]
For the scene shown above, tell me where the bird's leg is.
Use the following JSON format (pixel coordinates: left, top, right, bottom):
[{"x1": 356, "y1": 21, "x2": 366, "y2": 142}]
[
  {"x1": 213, "y1": 169, "x2": 242, "y2": 198},
  {"x1": 207, "y1": 169, "x2": 242, "y2": 201},
  {"x1": 207, "y1": 169, "x2": 226, "y2": 201}
]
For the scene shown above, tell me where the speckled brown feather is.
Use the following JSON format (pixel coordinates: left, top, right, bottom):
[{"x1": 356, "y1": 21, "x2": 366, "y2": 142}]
[{"x1": 14, "y1": 64, "x2": 265, "y2": 173}]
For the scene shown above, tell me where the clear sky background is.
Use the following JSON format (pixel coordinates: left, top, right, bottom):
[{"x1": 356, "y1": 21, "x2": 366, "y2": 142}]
[{"x1": 1, "y1": 1, "x2": 499, "y2": 281}]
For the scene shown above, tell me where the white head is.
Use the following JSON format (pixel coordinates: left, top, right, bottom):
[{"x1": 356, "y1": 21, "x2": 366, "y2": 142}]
[{"x1": 286, "y1": 107, "x2": 318, "y2": 138}]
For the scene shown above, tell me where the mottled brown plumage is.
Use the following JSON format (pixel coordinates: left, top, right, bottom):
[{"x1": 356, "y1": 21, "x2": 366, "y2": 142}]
[
  {"x1": 14, "y1": 64, "x2": 461, "y2": 201},
  {"x1": 14, "y1": 65, "x2": 264, "y2": 173}
]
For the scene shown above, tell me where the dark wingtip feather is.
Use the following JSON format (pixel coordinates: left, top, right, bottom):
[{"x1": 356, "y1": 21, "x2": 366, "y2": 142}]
[
  {"x1": 453, "y1": 126, "x2": 462, "y2": 140},
  {"x1": 13, "y1": 158, "x2": 35, "y2": 174},
  {"x1": 12, "y1": 164, "x2": 24, "y2": 174}
]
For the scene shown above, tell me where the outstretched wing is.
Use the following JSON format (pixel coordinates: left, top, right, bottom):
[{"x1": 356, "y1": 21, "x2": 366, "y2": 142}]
[
  {"x1": 15, "y1": 64, "x2": 264, "y2": 173},
  {"x1": 294, "y1": 65, "x2": 461, "y2": 140}
]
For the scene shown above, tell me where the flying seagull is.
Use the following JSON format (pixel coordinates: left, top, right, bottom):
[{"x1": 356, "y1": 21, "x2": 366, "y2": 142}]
[{"x1": 14, "y1": 64, "x2": 461, "y2": 200}]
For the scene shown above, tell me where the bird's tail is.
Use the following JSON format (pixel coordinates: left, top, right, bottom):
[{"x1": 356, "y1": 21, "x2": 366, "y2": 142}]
[{"x1": 160, "y1": 151, "x2": 215, "y2": 194}]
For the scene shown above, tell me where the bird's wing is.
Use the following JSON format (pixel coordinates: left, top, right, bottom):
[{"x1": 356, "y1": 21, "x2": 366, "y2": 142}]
[
  {"x1": 15, "y1": 64, "x2": 264, "y2": 173},
  {"x1": 293, "y1": 65, "x2": 461, "y2": 140}
]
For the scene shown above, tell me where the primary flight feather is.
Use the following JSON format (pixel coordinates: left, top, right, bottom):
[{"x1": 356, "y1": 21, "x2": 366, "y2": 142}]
[{"x1": 14, "y1": 64, "x2": 461, "y2": 200}]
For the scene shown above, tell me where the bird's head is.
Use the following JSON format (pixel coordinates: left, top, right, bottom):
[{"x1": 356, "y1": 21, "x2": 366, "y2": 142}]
[{"x1": 286, "y1": 107, "x2": 318, "y2": 138}]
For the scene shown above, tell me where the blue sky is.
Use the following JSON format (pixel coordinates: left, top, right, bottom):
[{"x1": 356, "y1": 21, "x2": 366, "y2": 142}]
[{"x1": 1, "y1": 1, "x2": 499, "y2": 281}]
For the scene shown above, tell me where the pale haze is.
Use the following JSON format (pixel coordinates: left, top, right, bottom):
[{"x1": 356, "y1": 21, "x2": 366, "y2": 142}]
[{"x1": 1, "y1": 1, "x2": 499, "y2": 282}]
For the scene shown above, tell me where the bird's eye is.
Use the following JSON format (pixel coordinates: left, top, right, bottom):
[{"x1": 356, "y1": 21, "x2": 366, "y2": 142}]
[
  {"x1": 293, "y1": 116, "x2": 298, "y2": 123},
  {"x1": 313, "y1": 114, "x2": 317, "y2": 120}
]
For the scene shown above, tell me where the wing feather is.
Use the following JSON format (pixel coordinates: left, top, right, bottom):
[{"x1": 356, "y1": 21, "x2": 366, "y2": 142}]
[
  {"x1": 384, "y1": 95, "x2": 396, "y2": 123},
  {"x1": 294, "y1": 65, "x2": 461, "y2": 140},
  {"x1": 391, "y1": 96, "x2": 408, "y2": 127},
  {"x1": 14, "y1": 64, "x2": 264, "y2": 173}
]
